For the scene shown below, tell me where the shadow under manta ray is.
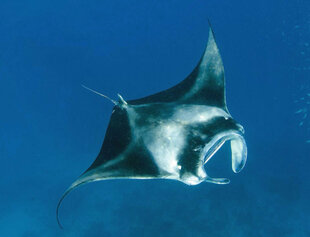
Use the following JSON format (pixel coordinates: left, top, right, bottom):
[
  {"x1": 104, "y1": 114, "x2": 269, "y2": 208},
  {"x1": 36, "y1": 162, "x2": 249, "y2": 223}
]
[{"x1": 56, "y1": 26, "x2": 247, "y2": 228}]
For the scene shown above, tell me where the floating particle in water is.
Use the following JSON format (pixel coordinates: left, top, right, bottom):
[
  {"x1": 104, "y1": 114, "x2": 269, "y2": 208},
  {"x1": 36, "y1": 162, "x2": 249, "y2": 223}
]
[
  {"x1": 295, "y1": 85, "x2": 310, "y2": 142},
  {"x1": 288, "y1": 13, "x2": 310, "y2": 143}
]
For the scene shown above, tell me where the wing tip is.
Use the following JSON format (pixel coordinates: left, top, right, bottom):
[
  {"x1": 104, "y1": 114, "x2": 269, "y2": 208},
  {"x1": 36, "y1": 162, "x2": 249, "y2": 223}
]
[
  {"x1": 56, "y1": 187, "x2": 72, "y2": 229},
  {"x1": 56, "y1": 180, "x2": 88, "y2": 229},
  {"x1": 207, "y1": 19, "x2": 215, "y2": 39}
]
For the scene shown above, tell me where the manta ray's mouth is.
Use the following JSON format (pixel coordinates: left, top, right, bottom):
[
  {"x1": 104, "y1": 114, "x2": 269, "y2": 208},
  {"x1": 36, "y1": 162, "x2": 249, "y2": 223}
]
[{"x1": 202, "y1": 131, "x2": 247, "y2": 184}]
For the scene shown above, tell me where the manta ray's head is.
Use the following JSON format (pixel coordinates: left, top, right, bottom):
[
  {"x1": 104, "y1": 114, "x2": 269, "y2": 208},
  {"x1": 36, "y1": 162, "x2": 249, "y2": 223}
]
[
  {"x1": 204, "y1": 116, "x2": 246, "y2": 170},
  {"x1": 179, "y1": 113, "x2": 247, "y2": 186}
]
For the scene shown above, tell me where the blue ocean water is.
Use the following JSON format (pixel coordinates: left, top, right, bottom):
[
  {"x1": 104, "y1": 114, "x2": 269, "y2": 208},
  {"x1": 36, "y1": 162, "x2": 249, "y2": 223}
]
[{"x1": 0, "y1": 0, "x2": 309, "y2": 236}]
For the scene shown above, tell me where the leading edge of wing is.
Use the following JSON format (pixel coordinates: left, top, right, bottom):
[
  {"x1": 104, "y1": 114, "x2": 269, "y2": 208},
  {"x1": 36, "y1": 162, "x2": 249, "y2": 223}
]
[{"x1": 128, "y1": 26, "x2": 227, "y2": 110}]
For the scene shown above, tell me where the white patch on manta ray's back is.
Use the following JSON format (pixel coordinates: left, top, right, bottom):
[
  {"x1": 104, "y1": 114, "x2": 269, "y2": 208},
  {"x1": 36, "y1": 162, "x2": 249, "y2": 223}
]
[
  {"x1": 126, "y1": 104, "x2": 230, "y2": 175},
  {"x1": 126, "y1": 106, "x2": 185, "y2": 175},
  {"x1": 172, "y1": 105, "x2": 229, "y2": 124},
  {"x1": 143, "y1": 122, "x2": 185, "y2": 174}
]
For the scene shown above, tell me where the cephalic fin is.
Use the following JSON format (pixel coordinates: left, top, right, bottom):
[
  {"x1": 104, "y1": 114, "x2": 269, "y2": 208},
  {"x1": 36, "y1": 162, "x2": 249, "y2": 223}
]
[{"x1": 205, "y1": 176, "x2": 230, "y2": 184}]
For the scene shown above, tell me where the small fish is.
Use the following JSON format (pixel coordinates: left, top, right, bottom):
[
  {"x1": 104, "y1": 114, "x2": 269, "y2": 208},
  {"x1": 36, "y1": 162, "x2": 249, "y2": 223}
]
[
  {"x1": 302, "y1": 113, "x2": 308, "y2": 119},
  {"x1": 295, "y1": 109, "x2": 305, "y2": 114}
]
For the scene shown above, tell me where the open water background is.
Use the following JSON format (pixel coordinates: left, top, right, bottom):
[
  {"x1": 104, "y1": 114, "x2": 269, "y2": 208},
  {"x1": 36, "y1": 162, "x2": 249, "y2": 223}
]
[{"x1": 0, "y1": 0, "x2": 309, "y2": 236}]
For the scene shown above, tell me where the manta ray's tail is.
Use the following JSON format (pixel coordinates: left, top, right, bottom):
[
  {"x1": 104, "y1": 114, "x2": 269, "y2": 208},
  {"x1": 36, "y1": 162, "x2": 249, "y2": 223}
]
[
  {"x1": 81, "y1": 84, "x2": 118, "y2": 105},
  {"x1": 81, "y1": 84, "x2": 128, "y2": 107}
]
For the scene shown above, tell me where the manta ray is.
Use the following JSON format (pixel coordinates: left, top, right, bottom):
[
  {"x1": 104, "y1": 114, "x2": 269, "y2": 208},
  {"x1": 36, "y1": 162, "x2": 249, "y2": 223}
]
[{"x1": 56, "y1": 26, "x2": 247, "y2": 228}]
